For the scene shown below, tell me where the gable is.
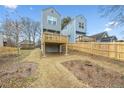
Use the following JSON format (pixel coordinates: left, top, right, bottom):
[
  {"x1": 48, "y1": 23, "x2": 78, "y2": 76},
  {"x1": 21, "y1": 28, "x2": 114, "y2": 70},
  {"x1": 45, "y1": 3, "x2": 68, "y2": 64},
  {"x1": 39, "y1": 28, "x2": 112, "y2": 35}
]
[
  {"x1": 43, "y1": 8, "x2": 61, "y2": 17},
  {"x1": 42, "y1": 8, "x2": 61, "y2": 31},
  {"x1": 91, "y1": 32, "x2": 109, "y2": 40},
  {"x1": 102, "y1": 32, "x2": 108, "y2": 38}
]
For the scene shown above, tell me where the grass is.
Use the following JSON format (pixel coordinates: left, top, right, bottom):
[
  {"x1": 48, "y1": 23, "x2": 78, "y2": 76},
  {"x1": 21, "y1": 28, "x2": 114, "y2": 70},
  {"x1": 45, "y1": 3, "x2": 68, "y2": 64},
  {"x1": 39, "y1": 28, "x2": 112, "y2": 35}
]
[
  {"x1": 17, "y1": 49, "x2": 32, "y2": 61},
  {"x1": 0, "y1": 47, "x2": 17, "y2": 55},
  {"x1": 0, "y1": 47, "x2": 32, "y2": 62},
  {"x1": 1, "y1": 48, "x2": 124, "y2": 88},
  {"x1": 0, "y1": 47, "x2": 35, "y2": 88},
  {"x1": 1, "y1": 77, "x2": 37, "y2": 88}
]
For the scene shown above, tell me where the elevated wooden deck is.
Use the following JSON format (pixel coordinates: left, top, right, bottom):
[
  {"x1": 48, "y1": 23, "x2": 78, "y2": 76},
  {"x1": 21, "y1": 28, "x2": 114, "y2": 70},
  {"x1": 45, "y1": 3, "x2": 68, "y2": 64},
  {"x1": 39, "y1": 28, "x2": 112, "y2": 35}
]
[
  {"x1": 43, "y1": 32, "x2": 68, "y2": 44},
  {"x1": 41, "y1": 32, "x2": 68, "y2": 57}
]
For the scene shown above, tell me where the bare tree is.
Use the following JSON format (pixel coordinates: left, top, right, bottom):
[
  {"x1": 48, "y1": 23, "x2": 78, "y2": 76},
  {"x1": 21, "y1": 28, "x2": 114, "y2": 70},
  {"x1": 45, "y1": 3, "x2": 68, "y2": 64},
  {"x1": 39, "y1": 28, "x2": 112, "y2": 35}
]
[
  {"x1": 21, "y1": 17, "x2": 41, "y2": 47},
  {"x1": 10, "y1": 19, "x2": 24, "y2": 55},
  {"x1": 99, "y1": 5, "x2": 124, "y2": 26},
  {"x1": 2, "y1": 15, "x2": 15, "y2": 46},
  {"x1": 30, "y1": 21, "x2": 41, "y2": 46},
  {"x1": 21, "y1": 17, "x2": 32, "y2": 42},
  {"x1": 2, "y1": 14, "x2": 24, "y2": 57}
]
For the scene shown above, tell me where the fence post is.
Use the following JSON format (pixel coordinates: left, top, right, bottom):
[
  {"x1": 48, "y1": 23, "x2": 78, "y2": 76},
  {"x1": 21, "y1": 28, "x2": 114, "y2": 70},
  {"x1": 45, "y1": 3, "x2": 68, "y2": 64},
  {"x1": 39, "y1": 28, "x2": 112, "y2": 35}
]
[
  {"x1": 108, "y1": 44, "x2": 109, "y2": 57},
  {"x1": 115, "y1": 42, "x2": 117, "y2": 60},
  {"x1": 91, "y1": 42, "x2": 93, "y2": 54}
]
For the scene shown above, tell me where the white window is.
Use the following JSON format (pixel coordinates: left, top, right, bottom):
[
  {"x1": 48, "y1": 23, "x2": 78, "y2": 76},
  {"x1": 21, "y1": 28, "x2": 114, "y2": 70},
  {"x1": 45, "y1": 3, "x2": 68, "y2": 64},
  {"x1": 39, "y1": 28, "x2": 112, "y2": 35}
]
[{"x1": 47, "y1": 16, "x2": 57, "y2": 25}]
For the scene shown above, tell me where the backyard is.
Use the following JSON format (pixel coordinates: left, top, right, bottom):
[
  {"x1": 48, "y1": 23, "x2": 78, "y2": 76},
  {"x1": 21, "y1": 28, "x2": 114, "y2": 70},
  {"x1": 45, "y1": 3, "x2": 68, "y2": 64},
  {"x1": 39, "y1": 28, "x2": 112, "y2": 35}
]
[
  {"x1": 0, "y1": 47, "x2": 37, "y2": 87},
  {"x1": 0, "y1": 47, "x2": 124, "y2": 87}
]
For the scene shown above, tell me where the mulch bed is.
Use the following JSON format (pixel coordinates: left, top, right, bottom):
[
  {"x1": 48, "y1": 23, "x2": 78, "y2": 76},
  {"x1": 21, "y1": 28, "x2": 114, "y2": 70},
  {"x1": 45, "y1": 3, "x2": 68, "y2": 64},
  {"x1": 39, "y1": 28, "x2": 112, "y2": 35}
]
[{"x1": 62, "y1": 60, "x2": 124, "y2": 88}]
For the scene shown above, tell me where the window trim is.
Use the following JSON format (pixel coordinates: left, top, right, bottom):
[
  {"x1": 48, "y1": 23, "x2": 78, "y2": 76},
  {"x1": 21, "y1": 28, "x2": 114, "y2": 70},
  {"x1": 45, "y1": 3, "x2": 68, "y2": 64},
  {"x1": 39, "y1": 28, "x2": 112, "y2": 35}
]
[
  {"x1": 47, "y1": 16, "x2": 57, "y2": 26},
  {"x1": 79, "y1": 22, "x2": 84, "y2": 29}
]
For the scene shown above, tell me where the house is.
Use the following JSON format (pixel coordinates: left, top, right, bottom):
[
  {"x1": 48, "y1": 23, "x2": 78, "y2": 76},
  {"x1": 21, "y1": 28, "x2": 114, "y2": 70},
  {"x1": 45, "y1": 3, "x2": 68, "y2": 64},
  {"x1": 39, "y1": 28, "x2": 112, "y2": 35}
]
[
  {"x1": 61, "y1": 15, "x2": 87, "y2": 43},
  {"x1": 0, "y1": 32, "x2": 3, "y2": 47},
  {"x1": 90, "y1": 32, "x2": 108, "y2": 42},
  {"x1": 41, "y1": 7, "x2": 68, "y2": 56},
  {"x1": 76, "y1": 36, "x2": 96, "y2": 42},
  {"x1": 90, "y1": 31, "x2": 117, "y2": 42},
  {"x1": 101, "y1": 36, "x2": 117, "y2": 42},
  {"x1": 20, "y1": 40, "x2": 35, "y2": 49},
  {"x1": 42, "y1": 7, "x2": 61, "y2": 34},
  {"x1": 2, "y1": 32, "x2": 16, "y2": 47}
]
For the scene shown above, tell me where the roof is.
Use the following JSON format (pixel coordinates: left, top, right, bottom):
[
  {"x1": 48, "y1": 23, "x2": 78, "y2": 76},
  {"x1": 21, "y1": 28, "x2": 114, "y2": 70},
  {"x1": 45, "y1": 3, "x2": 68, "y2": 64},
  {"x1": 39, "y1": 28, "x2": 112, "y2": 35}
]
[
  {"x1": 20, "y1": 40, "x2": 34, "y2": 44},
  {"x1": 76, "y1": 36, "x2": 96, "y2": 42},
  {"x1": 101, "y1": 36, "x2": 117, "y2": 42},
  {"x1": 90, "y1": 31, "x2": 108, "y2": 39},
  {"x1": 42, "y1": 7, "x2": 61, "y2": 16}
]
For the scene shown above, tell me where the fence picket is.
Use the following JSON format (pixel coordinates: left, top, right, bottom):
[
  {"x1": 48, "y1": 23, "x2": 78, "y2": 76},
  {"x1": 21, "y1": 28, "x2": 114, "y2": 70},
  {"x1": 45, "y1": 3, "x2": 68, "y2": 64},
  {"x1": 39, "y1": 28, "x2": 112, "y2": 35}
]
[{"x1": 69, "y1": 42, "x2": 124, "y2": 61}]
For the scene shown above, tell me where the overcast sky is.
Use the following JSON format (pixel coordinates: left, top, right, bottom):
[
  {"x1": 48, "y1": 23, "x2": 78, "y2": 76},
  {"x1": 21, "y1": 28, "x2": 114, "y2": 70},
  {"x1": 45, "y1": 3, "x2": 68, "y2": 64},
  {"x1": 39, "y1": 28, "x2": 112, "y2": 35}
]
[{"x1": 0, "y1": 5, "x2": 123, "y2": 40}]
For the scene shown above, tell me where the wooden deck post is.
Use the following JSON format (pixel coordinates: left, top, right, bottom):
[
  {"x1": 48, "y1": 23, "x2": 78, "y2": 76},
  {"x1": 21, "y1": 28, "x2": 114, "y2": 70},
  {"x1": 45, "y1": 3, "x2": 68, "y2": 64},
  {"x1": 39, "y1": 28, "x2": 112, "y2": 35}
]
[
  {"x1": 43, "y1": 43, "x2": 46, "y2": 57},
  {"x1": 59, "y1": 45, "x2": 62, "y2": 54},
  {"x1": 65, "y1": 44, "x2": 68, "y2": 55}
]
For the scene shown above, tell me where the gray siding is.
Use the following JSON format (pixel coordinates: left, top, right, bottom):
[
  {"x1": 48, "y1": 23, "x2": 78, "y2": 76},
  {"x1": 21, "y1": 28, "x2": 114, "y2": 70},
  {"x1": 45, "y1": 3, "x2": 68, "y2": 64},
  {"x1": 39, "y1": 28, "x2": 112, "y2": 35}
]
[
  {"x1": 42, "y1": 8, "x2": 61, "y2": 32},
  {"x1": 41, "y1": 8, "x2": 61, "y2": 52}
]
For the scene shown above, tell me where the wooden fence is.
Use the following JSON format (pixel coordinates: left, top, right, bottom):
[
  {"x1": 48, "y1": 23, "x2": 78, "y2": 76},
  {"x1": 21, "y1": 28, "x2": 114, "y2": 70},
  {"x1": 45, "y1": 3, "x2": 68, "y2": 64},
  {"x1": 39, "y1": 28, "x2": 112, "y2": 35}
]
[{"x1": 68, "y1": 42, "x2": 124, "y2": 61}]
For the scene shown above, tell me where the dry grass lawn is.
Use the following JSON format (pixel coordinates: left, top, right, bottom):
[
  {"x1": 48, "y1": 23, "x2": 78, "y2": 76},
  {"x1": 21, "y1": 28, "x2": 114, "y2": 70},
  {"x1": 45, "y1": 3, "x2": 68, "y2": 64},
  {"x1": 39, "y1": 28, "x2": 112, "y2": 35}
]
[
  {"x1": 0, "y1": 48, "x2": 33, "y2": 87},
  {"x1": 22, "y1": 48, "x2": 124, "y2": 88},
  {"x1": 1, "y1": 48, "x2": 124, "y2": 87}
]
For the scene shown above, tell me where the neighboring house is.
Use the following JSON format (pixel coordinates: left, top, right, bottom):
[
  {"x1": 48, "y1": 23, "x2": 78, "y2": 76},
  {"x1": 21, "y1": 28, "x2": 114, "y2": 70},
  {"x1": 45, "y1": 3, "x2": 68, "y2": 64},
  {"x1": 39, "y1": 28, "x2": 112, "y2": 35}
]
[
  {"x1": 2, "y1": 32, "x2": 16, "y2": 47},
  {"x1": 101, "y1": 36, "x2": 117, "y2": 42},
  {"x1": 0, "y1": 32, "x2": 3, "y2": 47},
  {"x1": 76, "y1": 36, "x2": 96, "y2": 42},
  {"x1": 61, "y1": 15, "x2": 87, "y2": 43},
  {"x1": 117, "y1": 40, "x2": 124, "y2": 42},
  {"x1": 20, "y1": 40, "x2": 34, "y2": 49},
  {"x1": 90, "y1": 31, "x2": 117, "y2": 42}
]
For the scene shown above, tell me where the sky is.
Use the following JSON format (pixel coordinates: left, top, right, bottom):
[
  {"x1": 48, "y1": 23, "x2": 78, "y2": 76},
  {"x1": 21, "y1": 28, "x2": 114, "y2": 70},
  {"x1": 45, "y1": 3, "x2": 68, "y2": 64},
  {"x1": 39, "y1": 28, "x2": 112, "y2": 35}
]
[{"x1": 0, "y1": 5, "x2": 123, "y2": 40}]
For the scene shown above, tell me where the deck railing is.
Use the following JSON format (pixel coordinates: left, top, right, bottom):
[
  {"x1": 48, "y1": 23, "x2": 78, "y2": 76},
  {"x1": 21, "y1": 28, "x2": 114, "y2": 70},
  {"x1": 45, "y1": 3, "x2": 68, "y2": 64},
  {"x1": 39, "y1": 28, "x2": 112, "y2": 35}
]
[{"x1": 43, "y1": 33, "x2": 68, "y2": 44}]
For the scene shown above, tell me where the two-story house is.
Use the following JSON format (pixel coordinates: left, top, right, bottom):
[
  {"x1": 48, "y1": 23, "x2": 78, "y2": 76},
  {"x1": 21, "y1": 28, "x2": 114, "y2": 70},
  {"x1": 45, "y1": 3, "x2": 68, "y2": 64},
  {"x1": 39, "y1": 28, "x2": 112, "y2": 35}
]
[{"x1": 61, "y1": 15, "x2": 87, "y2": 43}]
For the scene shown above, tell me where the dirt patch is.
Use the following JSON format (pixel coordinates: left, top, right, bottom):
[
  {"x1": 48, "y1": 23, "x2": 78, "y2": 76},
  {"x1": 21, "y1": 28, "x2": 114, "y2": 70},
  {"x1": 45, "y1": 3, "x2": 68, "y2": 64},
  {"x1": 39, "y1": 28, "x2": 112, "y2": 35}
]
[
  {"x1": 0, "y1": 54, "x2": 18, "y2": 63},
  {"x1": 62, "y1": 60, "x2": 124, "y2": 88},
  {"x1": 0, "y1": 61, "x2": 38, "y2": 88}
]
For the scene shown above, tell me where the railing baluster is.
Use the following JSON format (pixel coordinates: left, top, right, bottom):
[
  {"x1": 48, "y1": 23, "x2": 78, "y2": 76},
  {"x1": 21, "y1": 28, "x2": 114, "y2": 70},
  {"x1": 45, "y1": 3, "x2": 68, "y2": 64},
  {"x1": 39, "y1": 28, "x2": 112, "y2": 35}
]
[{"x1": 43, "y1": 33, "x2": 67, "y2": 43}]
